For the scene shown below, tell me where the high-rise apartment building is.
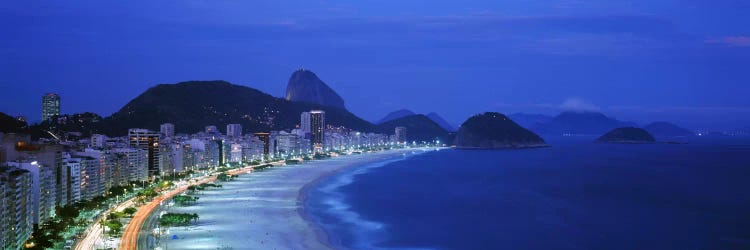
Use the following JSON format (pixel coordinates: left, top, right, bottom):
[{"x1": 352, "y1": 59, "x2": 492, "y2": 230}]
[
  {"x1": 395, "y1": 127, "x2": 408, "y2": 143},
  {"x1": 0, "y1": 166, "x2": 34, "y2": 250},
  {"x1": 254, "y1": 132, "x2": 271, "y2": 159},
  {"x1": 300, "y1": 112, "x2": 311, "y2": 135},
  {"x1": 160, "y1": 123, "x2": 175, "y2": 138},
  {"x1": 5, "y1": 161, "x2": 55, "y2": 226},
  {"x1": 128, "y1": 129, "x2": 161, "y2": 177},
  {"x1": 310, "y1": 110, "x2": 325, "y2": 148},
  {"x1": 226, "y1": 124, "x2": 242, "y2": 138},
  {"x1": 42, "y1": 93, "x2": 60, "y2": 122}
]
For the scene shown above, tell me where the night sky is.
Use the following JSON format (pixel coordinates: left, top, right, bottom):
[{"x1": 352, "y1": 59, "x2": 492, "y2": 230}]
[{"x1": 1, "y1": 1, "x2": 749, "y2": 130}]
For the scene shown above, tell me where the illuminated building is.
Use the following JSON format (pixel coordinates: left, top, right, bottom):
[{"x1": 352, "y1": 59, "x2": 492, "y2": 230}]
[
  {"x1": 128, "y1": 129, "x2": 161, "y2": 177},
  {"x1": 226, "y1": 124, "x2": 242, "y2": 138},
  {"x1": 310, "y1": 110, "x2": 325, "y2": 149},
  {"x1": 41, "y1": 93, "x2": 60, "y2": 122},
  {"x1": 395, "y1": 127, "x2": 408, "y2": 143}
]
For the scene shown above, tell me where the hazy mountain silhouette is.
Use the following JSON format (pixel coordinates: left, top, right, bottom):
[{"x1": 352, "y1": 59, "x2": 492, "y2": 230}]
[
  {"x1": 426, "y1": 112, "x2": 456, "y2": 132},
  {"x1": 377, "y1": 109, "x2": 416, "y2": 124},
  {"x1": 377, "y1": 114, "x2": 451, "y2": 143},
  {"x1": 531, "y1": 111, "x2": 634, "y2": 135},
  {"x1": 508, "y1": 113, "x2": 553, "y2": 129}
]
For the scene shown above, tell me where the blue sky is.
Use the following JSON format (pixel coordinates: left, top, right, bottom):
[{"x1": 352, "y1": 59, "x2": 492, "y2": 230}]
[{"x1": 1, "y1": 0, "x2": 749, "y2": 130}]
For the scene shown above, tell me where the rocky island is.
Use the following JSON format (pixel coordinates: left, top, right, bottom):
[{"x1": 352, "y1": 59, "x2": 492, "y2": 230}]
[
  {"x1": 596, "y1": 127, "x2": 656, "y2": 143},
  {"x1": 454, "y1": 112, "x2": 548, "y2": 149}
]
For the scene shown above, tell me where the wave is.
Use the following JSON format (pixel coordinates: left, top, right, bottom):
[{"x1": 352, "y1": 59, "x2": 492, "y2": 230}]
[{"x1": 306, "y1": 151, "x2": 437, "y2": 250}]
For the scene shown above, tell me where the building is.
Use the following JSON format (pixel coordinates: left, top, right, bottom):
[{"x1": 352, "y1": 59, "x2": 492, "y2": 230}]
[
  {"x1": 62, "y1": 157, "x2": 82, "y2": 204},
  {"x1": 42, "y1": 93, "x2": 60, "y2": 122},
  {"x1": 205, "y1": 125, "x2": 218, "y2": 135},
  {"x1": 109, "y1": 148, "x2": 148, "y2": 183},
  {"x1": 0, "y1": 166, "x2": 34, "y2": 250},
  {"x1": 160, "y1": 123, "x2": 175, "y2": 138},
  {"x1": 254, "y1": 133, "x2": 271, "y2": 159},
  {"x1": 1, "y1": 135, "x2": 65, "y2": 208},
  {"x1": 226, "y1": 124, "x2": 242, "y2": 138},
  {"x1": 395, "y1": 127, "x2": 408, "y2": 143},
  {"x1": 300, "y1": 112, "x2": 311, "y2": 135},
  {"x1": 91, "y1": 134, "x2": 107, "y2": 149},
  {"x1": 128, "y1": 129, "x2": 161, "y2": 177},
  {"x1": 0, "y1": 172, "x2": 5, "y2": 248},
  {"x1": 5, "y1": 161, "x2": 55, "y2": 226},
  {"x1": 310, "y1": 110, "x2": 325, "y2": 149},
  {"x1": 75, "y1": 155, "x2": 105, "y2": 201},
  {"x1": 275, "y1": 132, "x2": 299, "y2": 157}
]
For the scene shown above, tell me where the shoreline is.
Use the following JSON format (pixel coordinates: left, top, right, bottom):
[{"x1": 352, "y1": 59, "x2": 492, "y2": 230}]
[
  {"x1": 150, "y1": 148, "x2": 433, "y2": 249},
  {"x1": 298, "y1": 148, "x2": 440, "y2": 250}
]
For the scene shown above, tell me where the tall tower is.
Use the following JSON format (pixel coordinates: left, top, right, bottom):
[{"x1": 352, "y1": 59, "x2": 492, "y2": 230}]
[
  {"x1": 41, "y1": 93, "x2": 60, "y2": 122},
  {"x1": 310, "y1": 110, "x2": 325, "y2": 149}
]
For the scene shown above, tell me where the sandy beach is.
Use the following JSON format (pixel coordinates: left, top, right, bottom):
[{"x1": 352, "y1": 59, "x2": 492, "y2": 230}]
[{"x1": 156, "y1": 148, "x2": 425, "y2": 250}]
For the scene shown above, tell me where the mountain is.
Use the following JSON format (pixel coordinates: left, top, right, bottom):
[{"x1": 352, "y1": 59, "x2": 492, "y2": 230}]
[
  {"x1": 454, "y1": 112, "x2": 547, "y2": 149},
  {"x1": 426, "y1": 112, "x2": 456, "y2": 132},
  {"x1": 376, "y1": 114, "x2": 450, "y2": 143},
  {"x1": 508, "y1": 113, "x2": 553, "y2": 129},
  {"x1": 0, "y1": 112, "x2": 28, "y2": 133},
  {"x1": 102, "y1": 80, "x2": 374, "y2": 136},
  {"x1": 596, "y1": 127, "x2": 656, "y2": 143},
  {"x1": 285, "y1": 69, "x2": 346, "y2": 109},
  {"x1": 377, "y1": 109, "x2": 416, "y2": 124},
  {"x1": 531, "y1": 111, "x2": 634, "y2": 136},
  {"x1": 643, "y1": 122, "x2": 694, "y2": 137}
]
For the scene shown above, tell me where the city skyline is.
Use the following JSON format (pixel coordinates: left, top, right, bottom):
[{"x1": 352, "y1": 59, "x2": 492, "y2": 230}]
[{"x1": 1, "y1": 1, "x2": 749, "y2": 130}]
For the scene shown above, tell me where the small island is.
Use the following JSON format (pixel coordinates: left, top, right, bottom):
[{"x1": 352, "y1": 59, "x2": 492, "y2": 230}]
[
  {"x1": 596, "y1": 127, "x2": 656, "y2": 143},
  {"x1": 454, "y1": 112, "x2": 548, "y2": 149}
]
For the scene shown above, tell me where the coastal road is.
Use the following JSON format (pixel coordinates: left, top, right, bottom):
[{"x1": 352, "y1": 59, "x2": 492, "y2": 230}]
[
  {"x1": 119, "y1": 165, "x2": 259, "y2": 250},
  {"x1": 74, "y1": 198, "x2": 136, "y2": 250}
]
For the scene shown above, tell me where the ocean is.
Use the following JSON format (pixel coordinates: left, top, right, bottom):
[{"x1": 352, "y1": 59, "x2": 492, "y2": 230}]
[{"x1": 305, "y1": 137, "x2": 750, "y2": 250}]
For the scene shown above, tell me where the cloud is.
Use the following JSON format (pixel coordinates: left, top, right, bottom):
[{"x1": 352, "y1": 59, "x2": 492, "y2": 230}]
[
  {"x1": 493, "y1": 98, "x2": 601, "y2": 113},
  {"x1": 558, "y1": 98, "x2": 601, "y2": 112},
  {"x1": 705, "y1": 36, "x2": 750, "y2": 47}
]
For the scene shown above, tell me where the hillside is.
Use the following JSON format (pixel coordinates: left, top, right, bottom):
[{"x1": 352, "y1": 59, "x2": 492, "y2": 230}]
[
  {"x1": 285, "y1": 69, "x2": 346, "y2": 109},
  {"x1": 0, "y1": 112, "x2": 27, "y2": 133},
  {"x1": 101, "y1": 81, "x2": 374, "y2": 136},
  {"x1": 597, "y1": 127, "x2": 656, "y2": 143},
  {"x1": 643, "y1": 122, "x2": 694, "y2": 137},
  {"x1": 455, "y1": 112, "x2": 547, "y2": 149}
]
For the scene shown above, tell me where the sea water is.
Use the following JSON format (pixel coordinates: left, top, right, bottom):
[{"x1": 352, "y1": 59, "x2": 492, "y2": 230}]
[{"x1": 305, "y1": 137, "x2": 750, "y2": 250}]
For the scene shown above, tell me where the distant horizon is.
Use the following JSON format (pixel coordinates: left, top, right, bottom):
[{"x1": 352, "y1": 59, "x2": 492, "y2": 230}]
[{"x1": 3, "y1": 77, "x2": 747, "y2": 133}]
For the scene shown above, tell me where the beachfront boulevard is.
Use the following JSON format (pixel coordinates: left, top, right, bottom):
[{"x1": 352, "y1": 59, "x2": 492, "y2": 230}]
[
  {"x1": 119, "y1": 161, "x2": 273, "y2": 250},
  {"x1": 115, "y1": 148, "x2": 434, "y2": 250}
]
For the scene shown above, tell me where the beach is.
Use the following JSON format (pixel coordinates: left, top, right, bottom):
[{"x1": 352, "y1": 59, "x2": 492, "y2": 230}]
[{"x1": 155, "y1": 148, "x2": 427, "y2": 249}]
